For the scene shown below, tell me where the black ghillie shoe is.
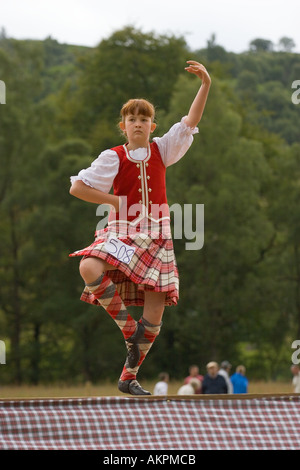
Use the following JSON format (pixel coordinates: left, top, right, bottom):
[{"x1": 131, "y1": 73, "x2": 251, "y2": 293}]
[
  {"x1": 125, "y1": 322, "x2": 145, "y2": 369},
  {"x1": 118, "y1": 379, "x2": 151, "y2": 396}
]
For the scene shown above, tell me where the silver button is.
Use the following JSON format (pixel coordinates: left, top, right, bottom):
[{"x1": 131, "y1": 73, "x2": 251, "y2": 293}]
[
  {"x1": 148, "y1": 188, "x2": 152, "y2": 192},
  {"x1": 138, "y1": 175, "x2": 141, "y2": 179},
  {"x1": 138, "y1": 188, "x2": 142, "y2": 192},
  {"x1": 147, "y1": 175, "x2": 150, "y2": 179}
]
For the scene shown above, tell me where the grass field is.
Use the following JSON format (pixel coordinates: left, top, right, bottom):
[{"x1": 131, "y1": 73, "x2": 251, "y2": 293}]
[{"x1": 0, "y1": 380, "x2": 294, "y2": 399}]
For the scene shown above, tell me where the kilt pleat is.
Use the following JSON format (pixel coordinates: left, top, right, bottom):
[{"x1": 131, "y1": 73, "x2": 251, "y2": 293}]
[{"x1": 69, "y1": 223, "x2": 179, "y2": 307}]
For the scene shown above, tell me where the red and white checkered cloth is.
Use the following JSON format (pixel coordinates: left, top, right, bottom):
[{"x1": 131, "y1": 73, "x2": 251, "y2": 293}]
[{"x1": 0, "y1": 395, "x2": 300, "y2": 450}]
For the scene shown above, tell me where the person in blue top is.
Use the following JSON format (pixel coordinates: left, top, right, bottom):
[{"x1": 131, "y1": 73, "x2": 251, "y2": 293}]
[{"x1": 230, "y1": 365, "x2": 248, "y2": 393}]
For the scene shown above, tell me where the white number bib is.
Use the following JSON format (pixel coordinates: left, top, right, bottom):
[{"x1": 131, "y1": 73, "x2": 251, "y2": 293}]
[{"x1": 104, "y1": 236, "x2": 136, "y2": 264}]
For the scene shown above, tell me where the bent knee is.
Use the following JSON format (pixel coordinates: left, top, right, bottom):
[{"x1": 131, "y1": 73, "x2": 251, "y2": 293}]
[{"x1": 79, "y1": 257, "x2": 106, "y2": 284}]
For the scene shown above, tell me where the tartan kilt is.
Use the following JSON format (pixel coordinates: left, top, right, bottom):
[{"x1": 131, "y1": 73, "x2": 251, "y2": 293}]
[{"x1": 69, "y1": 223, "x2": 179, "y2": 307}]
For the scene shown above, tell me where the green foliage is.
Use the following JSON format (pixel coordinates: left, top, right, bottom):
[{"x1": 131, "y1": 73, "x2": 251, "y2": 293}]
[
  {"x1": 250, "y1": 38, "x2": 274, "y2": 52},
  {"x1": 0, "y1": 27, "x2": 299, "y2": 385},
  {"x1": 58, "y1": 26, "x2": 188, "y2": 152}
]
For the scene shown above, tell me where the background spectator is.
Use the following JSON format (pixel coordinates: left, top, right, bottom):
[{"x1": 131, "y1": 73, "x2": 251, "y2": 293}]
[
  {"x1": 218, "y1": 360, "x2": 233, "y2": 394},
  {"x1": 177, "y1": 378, "x2": 201, "y2": 395},
  {"x1": 153, "y1": 372, "x2": 169, "y2": 395},
  {"x1": 202, "y1": 361, "x2": 228, "y2": 394},
  {"x1": 230, "y1": 365, "x2": 248, "y2": 393},
  {"x1": 290, "y1": 365, "x2": 300, "y2": 393},
  {"x1": 184, "y1": 364, "x2": 203, "y2": 394}
]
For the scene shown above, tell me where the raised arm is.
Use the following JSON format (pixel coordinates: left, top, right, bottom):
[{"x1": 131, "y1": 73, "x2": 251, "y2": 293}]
[{"x1": 184, "y1": 60, "x2": 211, "y2": 129}]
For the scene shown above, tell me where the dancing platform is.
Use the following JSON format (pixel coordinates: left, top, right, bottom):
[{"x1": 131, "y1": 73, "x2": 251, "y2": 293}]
[{"x1": 1, "y1": 393, "x2": 299, "y2": 450}]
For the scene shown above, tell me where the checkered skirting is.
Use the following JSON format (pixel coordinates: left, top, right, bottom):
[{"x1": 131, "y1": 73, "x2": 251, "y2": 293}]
[
  {"x1": 69, "y1": 223, "x2": 179, "y2": 307},
  {"x1": 1, "y1": 395, "x2": 300, "y2": 450}
]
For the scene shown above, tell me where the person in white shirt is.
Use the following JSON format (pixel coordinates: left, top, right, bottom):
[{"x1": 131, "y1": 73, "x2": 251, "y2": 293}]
[
  {"x1": 177, "y1": 378, "x2": 201, "y2": 395},
  {"x1": 218, "y1": 360, "x2": 233, "y2": 394},
  {"x1": 153, "y1": 372, "x2": 169, "y2": 395},
  {"x1": 291, "y1": 364, "x2": 300, "y2": 393}
]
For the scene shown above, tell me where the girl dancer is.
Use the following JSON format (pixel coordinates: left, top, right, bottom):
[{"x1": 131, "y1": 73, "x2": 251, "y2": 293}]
[{"x1": 69, "y1": 61, "x2": 211, "y2": 395}]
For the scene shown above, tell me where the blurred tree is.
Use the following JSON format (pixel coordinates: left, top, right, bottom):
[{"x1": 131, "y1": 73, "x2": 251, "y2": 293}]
[
  {"x1": 0, "y1": 27, "x2": 7, "y2": 40},
  {"x1": 156, "y1": 74, "x2": 288, "y2": 374},
  {"x1": 60, "y1": 26, "x2": 188, "y2": 152},
  {"x1": 267, "y1": 143, "x2": 300, "y2": 338},
  {"x1": 249, "y1": 38, "x2": 274, "y2": 52},
  {"x1": 277, "y1": 36, "x2": 296, "y2": 52},
  {"x1": 0, "y1": 40, "x2": 44, "y2": 383},
  {"x1": 205, "y1": 33, "x2": 228, "y2": 62}
]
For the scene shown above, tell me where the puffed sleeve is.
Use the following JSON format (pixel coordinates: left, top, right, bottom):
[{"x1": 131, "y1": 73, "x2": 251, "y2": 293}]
[
  {"x1": 70, "y1": 149, "x2": 119, "y2": 193},
  {"x1": 153, "y1": 116, "x2": 199, "y2": 167}
]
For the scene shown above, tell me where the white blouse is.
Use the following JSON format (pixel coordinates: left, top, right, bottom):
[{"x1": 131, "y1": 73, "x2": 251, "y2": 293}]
[{"x1": 70, "y1": 116, "x2": 199, "y2": 193}]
